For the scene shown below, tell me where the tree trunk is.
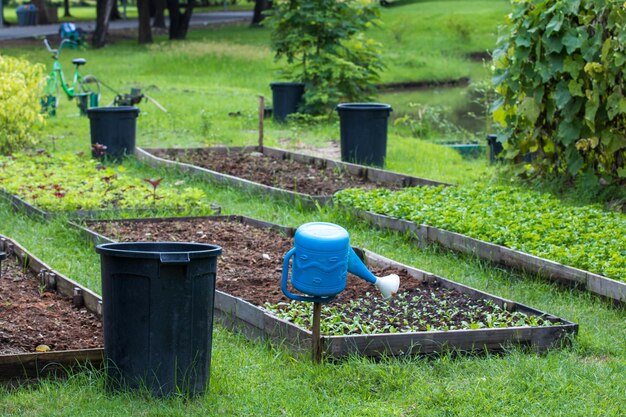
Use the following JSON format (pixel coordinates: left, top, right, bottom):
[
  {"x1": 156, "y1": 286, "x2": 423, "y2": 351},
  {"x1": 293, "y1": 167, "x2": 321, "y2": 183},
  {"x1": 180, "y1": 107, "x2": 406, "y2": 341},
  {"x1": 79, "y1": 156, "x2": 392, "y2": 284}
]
[
  {"x1": 251, "y1": 0, "x2": 271, "y2": 26},
  {"x1": 110, "y1": 2, "x2": 122, "y2": 20},
  {"x1": 167, "y1": 0, "x2": 195, "y2": 40},
  {"x1": 138, "y1": 0, "x2": 153, "y2": 43},
  {"x1": 92, "y1": 0, "x2": 116, "y2": 48},
  {"x1": 63, "y1": 0, "x2": 71, "y2": 17},
  {"x1": 153, "y1": 0, "x2": 167, "y2": 29}
]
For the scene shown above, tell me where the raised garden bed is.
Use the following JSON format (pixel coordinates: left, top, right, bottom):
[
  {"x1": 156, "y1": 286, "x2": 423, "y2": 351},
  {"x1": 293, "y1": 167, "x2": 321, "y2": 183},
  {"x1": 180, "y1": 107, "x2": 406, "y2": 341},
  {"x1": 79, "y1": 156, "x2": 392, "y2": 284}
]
[
  {"x1": 342, "y1": 208, "x2": 626, "y2": 304},
  {"x1": 136, "y1": 146, "x2": 448, "y2": 206},
  {"x1": 75, "y1": 215, "x2": 577, "y2": 358},
  {"x1": 0, "y1": 152, "x2": 220, "y2": 219},
  {"x1": 0, "y1": 236, "x2": 103, "y2": 381}
]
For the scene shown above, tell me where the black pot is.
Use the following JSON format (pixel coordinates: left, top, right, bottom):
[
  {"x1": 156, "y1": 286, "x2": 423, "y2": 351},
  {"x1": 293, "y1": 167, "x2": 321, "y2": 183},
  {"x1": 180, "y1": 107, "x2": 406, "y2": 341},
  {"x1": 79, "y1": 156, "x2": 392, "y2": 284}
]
[
  {"x1": 87, "y1": 106, "x2": 140, "y2": 161},
  {"x1": 270, "y1": 82, "x2": 305, "y2": 123},
  {"x1": 336, "y1": 103, "x2": 392, "y2": 167}
]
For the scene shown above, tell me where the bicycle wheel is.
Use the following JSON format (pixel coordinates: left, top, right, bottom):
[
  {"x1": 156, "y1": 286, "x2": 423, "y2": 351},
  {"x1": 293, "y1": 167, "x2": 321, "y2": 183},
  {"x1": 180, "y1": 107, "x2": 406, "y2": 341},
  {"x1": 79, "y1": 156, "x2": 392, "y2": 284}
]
[{"x1": 78, "y1": 74, "x2": 101, "y2": 111}]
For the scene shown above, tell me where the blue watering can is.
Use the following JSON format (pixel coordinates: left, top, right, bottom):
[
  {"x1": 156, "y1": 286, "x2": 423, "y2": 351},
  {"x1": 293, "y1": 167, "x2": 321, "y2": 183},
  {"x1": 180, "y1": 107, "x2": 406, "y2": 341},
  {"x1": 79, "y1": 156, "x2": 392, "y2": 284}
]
[{"x1": 281, "y1": 222, "x2": 400, "y2": 303}]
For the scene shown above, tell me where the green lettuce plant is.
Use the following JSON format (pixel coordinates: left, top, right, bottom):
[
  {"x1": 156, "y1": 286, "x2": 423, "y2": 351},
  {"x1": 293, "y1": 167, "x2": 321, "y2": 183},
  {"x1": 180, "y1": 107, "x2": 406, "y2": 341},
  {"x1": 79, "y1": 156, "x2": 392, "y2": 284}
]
[{"x1": 335, "y1": 184, "x2": 626, "y2": 281}]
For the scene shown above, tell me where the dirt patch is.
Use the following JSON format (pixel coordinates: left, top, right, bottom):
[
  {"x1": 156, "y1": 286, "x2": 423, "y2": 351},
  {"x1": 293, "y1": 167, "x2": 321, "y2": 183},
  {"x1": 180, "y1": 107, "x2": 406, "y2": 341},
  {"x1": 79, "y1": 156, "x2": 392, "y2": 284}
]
[
  {"x1": 0, "y1": 257, "x2": 103, "y2": 355},
  {"x1": 87, "y1": 218, "x2": 552, "y2": 334},
  {"x1": 149, "y1": 148, "x2": 399, "y2": 196},
  {"x1": 377, "y1": 77, "x2": 470, "y2": 92}
]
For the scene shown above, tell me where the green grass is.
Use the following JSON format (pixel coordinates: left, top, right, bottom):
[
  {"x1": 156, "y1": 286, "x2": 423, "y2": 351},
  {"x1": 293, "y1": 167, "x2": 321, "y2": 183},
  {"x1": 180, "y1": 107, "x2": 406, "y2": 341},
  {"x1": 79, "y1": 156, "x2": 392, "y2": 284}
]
[{"x1": 0, "y1": 2, "x2": 624, "y2": 414}]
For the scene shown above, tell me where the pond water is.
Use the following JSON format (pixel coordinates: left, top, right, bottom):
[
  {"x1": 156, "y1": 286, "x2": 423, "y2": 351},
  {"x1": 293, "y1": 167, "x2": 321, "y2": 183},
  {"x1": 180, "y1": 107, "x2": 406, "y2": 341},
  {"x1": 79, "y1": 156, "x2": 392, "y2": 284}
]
[{"x1": 377, "y1": 84, "x2": 494, "y2": 144}]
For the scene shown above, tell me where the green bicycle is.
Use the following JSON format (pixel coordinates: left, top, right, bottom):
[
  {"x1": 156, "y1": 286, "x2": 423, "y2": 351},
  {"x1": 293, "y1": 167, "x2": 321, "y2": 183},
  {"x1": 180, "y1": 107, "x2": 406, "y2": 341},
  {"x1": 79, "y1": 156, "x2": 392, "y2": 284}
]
[{"x1": 41, "y1": 38, "x2": 101, "y2": 116}]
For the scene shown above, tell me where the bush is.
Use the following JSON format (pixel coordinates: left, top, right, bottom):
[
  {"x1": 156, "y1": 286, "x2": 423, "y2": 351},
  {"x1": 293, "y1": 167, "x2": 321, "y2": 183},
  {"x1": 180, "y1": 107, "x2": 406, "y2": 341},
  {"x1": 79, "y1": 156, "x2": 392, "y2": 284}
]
[
  {"x1": 0, "y1": 55, "x2": 46, "y2": 154},
  {"x1": 267, "y1": 0, "x2": 385, "y2": 115},
  {"x1": 492, "y1": 0, "x2": 626, "y2": 187}
]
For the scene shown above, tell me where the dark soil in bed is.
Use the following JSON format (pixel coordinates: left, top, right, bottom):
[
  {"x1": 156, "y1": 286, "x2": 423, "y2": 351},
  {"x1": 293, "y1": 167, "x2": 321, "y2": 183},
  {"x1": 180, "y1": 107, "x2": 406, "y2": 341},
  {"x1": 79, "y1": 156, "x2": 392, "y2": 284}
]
[
  {"x1": 148, "y1": 148, "x2": 399, "y2": 196},
  {"x1": 87, "y1": 218, "x2": 550, "y2": 334},
  {"x1": 0, "y1": 257, "x2": 103, "y2": 355}
]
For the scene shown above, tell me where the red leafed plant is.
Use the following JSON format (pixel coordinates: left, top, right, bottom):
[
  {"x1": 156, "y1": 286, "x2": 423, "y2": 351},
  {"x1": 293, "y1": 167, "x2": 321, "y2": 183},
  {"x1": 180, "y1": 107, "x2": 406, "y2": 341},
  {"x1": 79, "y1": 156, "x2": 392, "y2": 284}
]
[{"x1": 143, "y1": 178, "x2": 163, "y2": 203}]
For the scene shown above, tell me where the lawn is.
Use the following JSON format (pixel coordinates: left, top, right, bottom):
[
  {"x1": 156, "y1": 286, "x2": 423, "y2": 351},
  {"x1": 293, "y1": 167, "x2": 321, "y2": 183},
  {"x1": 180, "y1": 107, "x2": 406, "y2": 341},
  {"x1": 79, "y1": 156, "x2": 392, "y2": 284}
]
[{"x1": 0, "y1": 1, "x2": 624, "y2": 415}]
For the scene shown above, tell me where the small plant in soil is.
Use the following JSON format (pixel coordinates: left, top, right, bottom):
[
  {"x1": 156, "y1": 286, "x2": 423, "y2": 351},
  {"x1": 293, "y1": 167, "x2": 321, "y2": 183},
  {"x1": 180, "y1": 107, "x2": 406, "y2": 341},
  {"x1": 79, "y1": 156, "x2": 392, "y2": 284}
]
[
  {"x1": 143, "y1": 178, "x2": 163, "y2": 203},
  {"x1": 264, "y1": 287, "x2": 555, "y2": 336}
]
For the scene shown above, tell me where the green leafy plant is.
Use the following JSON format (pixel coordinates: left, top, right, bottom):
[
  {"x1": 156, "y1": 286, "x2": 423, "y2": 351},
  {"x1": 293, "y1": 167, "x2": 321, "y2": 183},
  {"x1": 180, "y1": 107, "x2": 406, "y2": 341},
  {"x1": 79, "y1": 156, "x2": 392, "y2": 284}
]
[
  {"x1": 267, "y1": 0, "x2": 385, "y2": 114},
  {"x1": 0, "y1": 152, "x2": 212, "y2": 212},
  {"x1": 264, "y1": 289, "x2": 554, "y2": 336},
  {"x1": 335, "y1": 184, "x2": 626, "y2": 281},
  {"x1": 492, "y1": 0, "x2": 626, "y2": 187},
  {"x1": 0, "y1": 55, "x2": 46, "y2": 155}
]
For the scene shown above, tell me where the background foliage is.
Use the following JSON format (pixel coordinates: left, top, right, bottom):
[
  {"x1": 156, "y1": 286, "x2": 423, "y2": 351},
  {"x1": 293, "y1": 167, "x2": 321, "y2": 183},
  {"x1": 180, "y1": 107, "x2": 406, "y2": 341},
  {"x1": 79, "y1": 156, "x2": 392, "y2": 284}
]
[
  {"x1": 268, "y1": 0, "x2": 384, "y2": 114},
  {"x1": 492, "y1": 0, "x2": 626, "y2": 188},
  {"x1": 0, "y1": 55, "x2": 46, "y2": 154}
]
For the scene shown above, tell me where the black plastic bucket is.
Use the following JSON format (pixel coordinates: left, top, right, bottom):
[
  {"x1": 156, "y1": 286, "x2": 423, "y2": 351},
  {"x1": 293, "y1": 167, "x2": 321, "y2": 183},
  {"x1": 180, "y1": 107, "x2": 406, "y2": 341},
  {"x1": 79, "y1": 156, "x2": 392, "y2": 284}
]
[
  {"x1": 486, "y1": 134, "x2": 503, "y2": 164},
  {"x1": 87, "y1": 106, "x2": 140, "y2": 160},
  {"x1": 96, "y1": 241, "x2": 222, "y2": 397},
  {"x1": 336, "y1": 103, "x2": 392, "y2": 167},
  {"x1": 270, "y1": 82, "x2": 305, "y2": 123}
]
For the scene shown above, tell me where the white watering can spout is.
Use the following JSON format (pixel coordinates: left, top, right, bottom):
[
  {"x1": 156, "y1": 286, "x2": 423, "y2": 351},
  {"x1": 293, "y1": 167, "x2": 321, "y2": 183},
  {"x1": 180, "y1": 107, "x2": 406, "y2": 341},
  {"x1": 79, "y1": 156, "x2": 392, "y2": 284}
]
[
  {"x1": 347, "y1": 248, "x2": 400, "y2": 300},
  {"x1": 374, "y1": 274, "x2": 401, "y2": 300}
]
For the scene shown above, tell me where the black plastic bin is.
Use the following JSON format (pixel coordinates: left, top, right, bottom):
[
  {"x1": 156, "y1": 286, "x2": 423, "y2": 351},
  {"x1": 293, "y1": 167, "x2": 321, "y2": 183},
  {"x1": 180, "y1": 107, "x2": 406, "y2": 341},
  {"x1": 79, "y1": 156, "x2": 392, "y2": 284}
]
[
  {"x1": 336, "y1": 103, "x2": 392, "y2": 167},
  {"x1": 270, "y1": 82, "x2": 305, "y2": 123},
  {"x1": 486, "y1": 134, "x2": 503, "y2": 164},
  {"x1": 87, "y1": 106, "x2": 140, "y2": 160},
  {"x1": 16, "y1": 5, "x2": 38, "y2": 26},
  {"x1": 96, "y1": 242, "x2": 222, "y2": 397}
]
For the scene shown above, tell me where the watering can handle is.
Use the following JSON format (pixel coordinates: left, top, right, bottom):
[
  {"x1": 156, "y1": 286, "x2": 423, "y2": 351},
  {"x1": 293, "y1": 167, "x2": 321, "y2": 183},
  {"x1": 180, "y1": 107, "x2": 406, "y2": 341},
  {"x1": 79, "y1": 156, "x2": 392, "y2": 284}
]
[{"x1": 281, "y1": 248, "x2": 331, "y2": 303}]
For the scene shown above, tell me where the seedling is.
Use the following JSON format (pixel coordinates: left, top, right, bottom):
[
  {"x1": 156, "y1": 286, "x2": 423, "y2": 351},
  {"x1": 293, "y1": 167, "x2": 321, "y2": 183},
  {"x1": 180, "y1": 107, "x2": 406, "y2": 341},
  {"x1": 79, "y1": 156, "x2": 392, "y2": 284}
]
[{"x1": 143, "y1": 178, "x2": 163, "y2": 203}]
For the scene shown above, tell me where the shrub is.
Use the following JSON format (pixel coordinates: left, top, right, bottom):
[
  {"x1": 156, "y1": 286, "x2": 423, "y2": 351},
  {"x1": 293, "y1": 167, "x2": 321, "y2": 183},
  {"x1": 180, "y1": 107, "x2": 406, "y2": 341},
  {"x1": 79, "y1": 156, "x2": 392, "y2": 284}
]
[
  {"x1": 267, "y1": 0, "x2": 385, "y2": 115},
  {"x1": 0, "y1": 55, "x2": 46, "y2": 154},
  {"x1": 492, "y1": 0, "x2": 626, "y2": 187}
]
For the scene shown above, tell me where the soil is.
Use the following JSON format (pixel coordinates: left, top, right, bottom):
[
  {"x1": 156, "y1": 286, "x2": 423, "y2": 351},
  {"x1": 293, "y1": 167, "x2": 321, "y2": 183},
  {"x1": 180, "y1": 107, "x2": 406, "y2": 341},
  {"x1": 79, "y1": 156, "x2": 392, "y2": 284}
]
[
  {"x1": 0, "y1": 256, "x2": 103, "y2": 355},
  {"x1": 148, "y1": 148, "x2": 400, "y2": 196},
  {"x1": 87, "y1": 218, "x2": 545, "y2": 334}
]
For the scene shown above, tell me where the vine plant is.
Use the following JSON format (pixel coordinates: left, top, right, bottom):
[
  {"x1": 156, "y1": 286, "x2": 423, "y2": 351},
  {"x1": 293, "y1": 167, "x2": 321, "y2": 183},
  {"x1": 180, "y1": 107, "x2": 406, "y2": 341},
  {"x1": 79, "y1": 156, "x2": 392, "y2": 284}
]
[{"x1": 492, "y1": 0, "x2": 626, "y2": 187}]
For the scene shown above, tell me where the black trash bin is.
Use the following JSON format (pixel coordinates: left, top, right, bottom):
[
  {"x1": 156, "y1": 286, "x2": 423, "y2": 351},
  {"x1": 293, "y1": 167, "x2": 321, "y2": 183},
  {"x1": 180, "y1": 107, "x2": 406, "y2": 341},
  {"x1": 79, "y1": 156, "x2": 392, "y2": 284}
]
[
  {"x1": 270, "y1": 82, "x2": 305, "y2": 123},
  {"x1": 336, "y1": 103, "x2": 392, "y2": 167},
  {"x1": 87, "y1": 106, "x2": 139, "y2": 160},
  {"x1": 486, "y1": 134, "x2": 503, "y2": 164},
  {"x1": 16, "y1": 4, "x2": 37, "y2": 26},
  {"x1": 96, "y1": 242, "x2": 222, "y2": 397}
]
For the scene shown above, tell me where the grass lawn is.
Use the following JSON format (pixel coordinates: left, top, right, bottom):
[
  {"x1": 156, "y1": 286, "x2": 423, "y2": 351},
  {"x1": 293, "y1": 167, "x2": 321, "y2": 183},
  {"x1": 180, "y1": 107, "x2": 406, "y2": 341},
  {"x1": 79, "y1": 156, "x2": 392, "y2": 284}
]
[{"x1": 0, "y1": 1, "x2": 624, "y2": 415}]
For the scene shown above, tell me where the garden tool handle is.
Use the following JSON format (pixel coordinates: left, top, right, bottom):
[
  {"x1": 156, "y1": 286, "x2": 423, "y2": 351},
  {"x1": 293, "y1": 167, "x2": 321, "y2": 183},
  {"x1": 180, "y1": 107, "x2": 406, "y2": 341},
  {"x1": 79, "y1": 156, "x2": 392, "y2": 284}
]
[{"x1": 281, "y1": 248, "x2": 330, "y2": 303}]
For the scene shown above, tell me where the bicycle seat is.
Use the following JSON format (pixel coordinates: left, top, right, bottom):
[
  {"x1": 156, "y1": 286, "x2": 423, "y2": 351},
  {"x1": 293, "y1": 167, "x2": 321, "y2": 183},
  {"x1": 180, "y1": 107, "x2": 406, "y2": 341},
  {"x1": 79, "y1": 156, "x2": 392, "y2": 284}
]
[{"x1": 72, "y1": 58, "x2": 87, "y2": 66}]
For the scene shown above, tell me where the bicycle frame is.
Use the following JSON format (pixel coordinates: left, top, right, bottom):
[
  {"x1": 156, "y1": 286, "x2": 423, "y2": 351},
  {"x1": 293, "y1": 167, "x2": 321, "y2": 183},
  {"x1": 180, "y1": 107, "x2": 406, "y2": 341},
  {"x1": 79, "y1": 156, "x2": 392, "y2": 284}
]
[{"x1": 42, "y1": 38, "x2": 99, "y2": 116}]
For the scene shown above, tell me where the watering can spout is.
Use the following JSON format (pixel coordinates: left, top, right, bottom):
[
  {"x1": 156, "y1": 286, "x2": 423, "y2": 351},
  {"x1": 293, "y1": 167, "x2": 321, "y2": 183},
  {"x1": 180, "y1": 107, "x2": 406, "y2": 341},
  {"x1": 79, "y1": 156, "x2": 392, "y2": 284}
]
[{"x1": 348, "y1": 248, "x2": 400, "y2": 299}]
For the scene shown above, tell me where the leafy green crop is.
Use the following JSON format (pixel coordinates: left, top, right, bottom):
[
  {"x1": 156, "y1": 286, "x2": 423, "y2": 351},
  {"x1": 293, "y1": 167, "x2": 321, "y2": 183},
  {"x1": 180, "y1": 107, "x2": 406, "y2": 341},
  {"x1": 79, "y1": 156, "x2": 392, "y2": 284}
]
[
  {"x1": 265, "y1": 290, "x2": 554, "y2": 336},
  {"x1": 492, "y1": 0, "x2": 626, "y2": 186},
  {"x1": 0, "y1": 152, "x2": 212, "y2": 212},
  {"x1": 335, "y1": 184, "x2": 626, "y2": 281}
]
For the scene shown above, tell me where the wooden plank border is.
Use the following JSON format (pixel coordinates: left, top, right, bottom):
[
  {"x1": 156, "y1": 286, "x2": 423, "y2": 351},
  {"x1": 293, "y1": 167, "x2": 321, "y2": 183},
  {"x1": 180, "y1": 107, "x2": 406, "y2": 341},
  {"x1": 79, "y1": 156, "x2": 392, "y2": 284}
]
[
  {"x1": 74, "y1": 215, "x2": 577, "y2": 360},
  {"x1": 0, "y1": 236, "x2": 104, "y2": 381},
  {"x1": 346, "y1": 208, "x2": 626, "y2": 304},
  {"x1": 135, "y1": 146, "x2": 448, "y2": 208}
]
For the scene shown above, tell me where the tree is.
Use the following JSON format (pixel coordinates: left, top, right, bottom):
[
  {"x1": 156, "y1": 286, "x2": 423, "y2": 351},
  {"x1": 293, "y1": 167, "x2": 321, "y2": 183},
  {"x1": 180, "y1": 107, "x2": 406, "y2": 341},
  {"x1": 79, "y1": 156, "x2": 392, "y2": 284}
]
[
  {"x1": 63, "y1": 0, "x2": 72, "y2": 18},
  {"x1": 167, "y1": 0, "x2": 195, "y2": 40},
  {"x1": 153, "y1": 0, "x2": 168, "y2": 29},
  {"x1": 267, "y1": 0, "x2": 384, "y2": 114},
  {"x1": 251, "y1": 0, "x2": 272, "y2": 26},
  {"x1": 92, "y1": 0, "x2": 116, "y2": 48},
  {"x1": 138, "y1": 0, "x2": 153, "y2": 43}
]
